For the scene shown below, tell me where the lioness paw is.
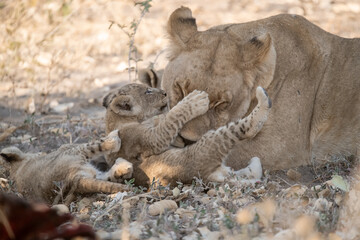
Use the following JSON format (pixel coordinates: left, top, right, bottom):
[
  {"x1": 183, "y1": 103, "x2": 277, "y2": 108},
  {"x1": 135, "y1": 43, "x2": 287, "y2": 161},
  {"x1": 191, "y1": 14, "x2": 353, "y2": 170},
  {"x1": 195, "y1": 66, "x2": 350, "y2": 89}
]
[
  {"x1": 256, "y1": 86, "x2": 272, "y2": 109},
  {"x1": 108, "y1": 158, "x2": 133, "y2": 183},
  {"x1": 101, "y1": 130, "x2": 121, "y2": 153}
]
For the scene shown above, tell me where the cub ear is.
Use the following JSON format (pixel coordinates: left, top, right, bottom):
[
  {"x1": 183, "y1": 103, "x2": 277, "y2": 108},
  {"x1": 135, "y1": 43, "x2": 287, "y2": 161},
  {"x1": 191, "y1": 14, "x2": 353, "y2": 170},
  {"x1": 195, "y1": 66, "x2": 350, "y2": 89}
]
[
  {"x1": 109, "y1": 95, "x2": 141, "y2": 117},
  {"x1": 237, "y1": 33, "x2": 273, "y2": 69},
  {"x1": 167, "y1": 6, "x2": 198, "y2": 49},
  {"x1": 138, "y1": 68, "x2": 164, "y2": 89},
  {"x1": 0, "y1": 147, "x2": 24, "y2": 163}
]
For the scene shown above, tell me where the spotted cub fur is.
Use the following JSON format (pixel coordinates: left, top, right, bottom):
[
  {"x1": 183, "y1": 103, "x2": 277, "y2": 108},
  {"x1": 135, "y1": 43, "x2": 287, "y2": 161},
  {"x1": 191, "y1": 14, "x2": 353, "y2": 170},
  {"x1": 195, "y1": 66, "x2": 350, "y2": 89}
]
[
  {"x1": 0, "y1": 130, "x2": 133, "y2": 204},
  {"x1": 104, "y1": 83, "x2": 271, "y2": 186}
]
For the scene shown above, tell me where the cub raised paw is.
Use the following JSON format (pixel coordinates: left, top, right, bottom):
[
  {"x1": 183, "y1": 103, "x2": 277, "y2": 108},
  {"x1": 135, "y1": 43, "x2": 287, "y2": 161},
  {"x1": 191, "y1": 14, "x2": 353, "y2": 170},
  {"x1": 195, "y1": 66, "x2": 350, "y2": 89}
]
[
  {"x1": 178, "y1": 90, "x2": 210, "y2": 116},
  {"x1": 107, "y1": 158, "x2": 133, "y2": 183}
]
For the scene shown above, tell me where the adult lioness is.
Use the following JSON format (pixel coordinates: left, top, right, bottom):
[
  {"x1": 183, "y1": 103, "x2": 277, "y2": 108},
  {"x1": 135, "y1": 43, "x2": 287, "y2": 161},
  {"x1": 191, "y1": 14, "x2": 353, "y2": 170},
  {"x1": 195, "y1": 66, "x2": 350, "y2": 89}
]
[{"x1": 160, "y1": 7, "x2": 360, "y2": 170}]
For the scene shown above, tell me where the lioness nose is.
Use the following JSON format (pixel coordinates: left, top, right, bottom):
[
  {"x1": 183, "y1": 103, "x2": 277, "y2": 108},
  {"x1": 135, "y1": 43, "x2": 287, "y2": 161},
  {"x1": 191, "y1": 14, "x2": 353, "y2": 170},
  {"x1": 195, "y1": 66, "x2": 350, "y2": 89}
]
[{"x1": 161, "y1": 90, "x2": 167, "y2": 96}]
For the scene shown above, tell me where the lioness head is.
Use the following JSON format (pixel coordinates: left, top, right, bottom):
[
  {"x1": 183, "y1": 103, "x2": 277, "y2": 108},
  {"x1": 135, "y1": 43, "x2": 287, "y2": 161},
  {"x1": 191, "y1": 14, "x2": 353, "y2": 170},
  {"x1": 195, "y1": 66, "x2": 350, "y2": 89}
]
[
  {"x1": 162, "y1": 7, "x2": 276, "y2": 141},
  {"x1": 103, "y1": 83, "x2": 168, "y2": 133}
]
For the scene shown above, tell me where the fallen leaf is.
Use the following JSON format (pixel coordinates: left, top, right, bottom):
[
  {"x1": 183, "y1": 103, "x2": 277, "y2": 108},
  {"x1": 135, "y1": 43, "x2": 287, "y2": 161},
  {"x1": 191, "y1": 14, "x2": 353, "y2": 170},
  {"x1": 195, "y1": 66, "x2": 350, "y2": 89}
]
[{"x1": 328, "y1": 175, "x2": 349, "y2": 192}]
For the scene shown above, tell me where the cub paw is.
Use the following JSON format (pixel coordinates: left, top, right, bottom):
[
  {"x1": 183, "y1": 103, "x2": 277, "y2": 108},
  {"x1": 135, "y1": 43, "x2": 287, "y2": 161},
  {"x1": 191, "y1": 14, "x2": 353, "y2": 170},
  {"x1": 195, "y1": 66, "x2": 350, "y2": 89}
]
[
  {"x1": 256, "y1": 86, "x2": 272, "y2": 109},
  {"x1": 108, "y1": 158, "x2": 133, "y2": 183},
  {"x1": 101, "y1": 130, "x2": 121, "y2": 153},
  {"x1": 182, "y1": 90, "x2": 210, "y2": 115}
]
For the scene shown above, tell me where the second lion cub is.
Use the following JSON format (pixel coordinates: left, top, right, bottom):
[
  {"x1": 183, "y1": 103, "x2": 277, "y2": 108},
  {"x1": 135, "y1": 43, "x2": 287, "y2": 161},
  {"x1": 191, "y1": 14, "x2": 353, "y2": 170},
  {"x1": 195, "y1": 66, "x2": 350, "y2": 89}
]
[
  {"x1": 103, "y1": 83, "x2": 271, "y2": 186},
  {"x1": 0, "y1": 130, "x2": 132, "y2": 204}
]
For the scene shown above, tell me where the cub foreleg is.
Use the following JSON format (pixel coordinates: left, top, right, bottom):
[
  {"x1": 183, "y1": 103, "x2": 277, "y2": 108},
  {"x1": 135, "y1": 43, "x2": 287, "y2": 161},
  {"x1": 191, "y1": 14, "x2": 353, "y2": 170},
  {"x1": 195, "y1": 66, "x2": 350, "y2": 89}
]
[{"x1": 147, "y1": 90, "x2": 209, "y2": 154}]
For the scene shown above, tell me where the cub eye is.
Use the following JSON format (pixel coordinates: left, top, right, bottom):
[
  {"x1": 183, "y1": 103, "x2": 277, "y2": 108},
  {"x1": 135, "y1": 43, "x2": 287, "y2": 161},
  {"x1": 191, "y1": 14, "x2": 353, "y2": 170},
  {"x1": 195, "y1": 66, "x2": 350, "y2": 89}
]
[{"x1": 145, "y1": 89, "x2": 153, "y2": 94}]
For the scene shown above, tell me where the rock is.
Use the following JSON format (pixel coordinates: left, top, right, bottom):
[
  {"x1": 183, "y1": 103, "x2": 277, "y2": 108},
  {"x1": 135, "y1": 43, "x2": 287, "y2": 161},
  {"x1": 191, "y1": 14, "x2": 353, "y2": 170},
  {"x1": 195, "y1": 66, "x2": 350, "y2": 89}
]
[
  {"x1": 207, "y1": 189, "x2": 216, "y2": 197},
  {"x1": 148, "y1": 200, "x2": 178, "y2": 216},
  {"x1": 51, "y1": 204, "x2": 69, "y2": 215},
  {"x1": 172, "y1": 187, "x2": 180, "y2": 197}
]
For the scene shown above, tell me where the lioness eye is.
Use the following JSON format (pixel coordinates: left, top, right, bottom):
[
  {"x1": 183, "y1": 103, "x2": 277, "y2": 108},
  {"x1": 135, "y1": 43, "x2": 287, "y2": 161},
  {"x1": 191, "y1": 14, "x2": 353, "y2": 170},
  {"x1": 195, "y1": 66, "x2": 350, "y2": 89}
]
[{"x1": 145, "y1": 89, "x2": 153, "y2": 94}]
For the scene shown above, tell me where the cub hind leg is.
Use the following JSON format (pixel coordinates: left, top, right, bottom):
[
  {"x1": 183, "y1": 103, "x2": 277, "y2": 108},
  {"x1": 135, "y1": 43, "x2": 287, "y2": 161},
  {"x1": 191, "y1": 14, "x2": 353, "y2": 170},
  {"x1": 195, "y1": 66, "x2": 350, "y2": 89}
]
[
  {"x1": 76, "y1": 178, "x2": 129, "y2": 194},
  {"x1": 62, "y1": 162, "x2": 130, "y2": 204}
]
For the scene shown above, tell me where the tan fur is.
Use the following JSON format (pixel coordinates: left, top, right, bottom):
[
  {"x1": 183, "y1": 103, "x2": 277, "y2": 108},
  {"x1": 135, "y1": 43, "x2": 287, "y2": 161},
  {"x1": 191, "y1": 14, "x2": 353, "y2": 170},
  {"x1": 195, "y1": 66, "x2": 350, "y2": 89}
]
[
  {"x1": 104, "y1": 83, "x2": 271, "y2": 186},
  {"x1": 161, "y1": 7, "x2": 360, "y2": 170},
  {"x1": 0, "y1": 130, "x2": 132, "y2": 203}
]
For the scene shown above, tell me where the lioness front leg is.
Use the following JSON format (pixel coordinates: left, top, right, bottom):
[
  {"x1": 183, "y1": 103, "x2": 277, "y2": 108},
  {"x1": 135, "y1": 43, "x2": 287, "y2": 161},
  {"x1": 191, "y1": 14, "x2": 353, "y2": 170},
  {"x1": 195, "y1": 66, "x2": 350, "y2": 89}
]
[{"x1": 147, "y1": 90, "x2": 209, "y2": 154}]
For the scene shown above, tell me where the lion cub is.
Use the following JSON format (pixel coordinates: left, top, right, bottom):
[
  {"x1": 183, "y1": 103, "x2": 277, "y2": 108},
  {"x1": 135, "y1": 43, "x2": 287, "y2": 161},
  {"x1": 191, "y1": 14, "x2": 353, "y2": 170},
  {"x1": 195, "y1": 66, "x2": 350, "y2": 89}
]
[
  {"x1": 103, "y1": 83, "x2": 271, "y2": 186},
  {"x1": 0, "y1": 130, "x2": 133, "y2": 204}
]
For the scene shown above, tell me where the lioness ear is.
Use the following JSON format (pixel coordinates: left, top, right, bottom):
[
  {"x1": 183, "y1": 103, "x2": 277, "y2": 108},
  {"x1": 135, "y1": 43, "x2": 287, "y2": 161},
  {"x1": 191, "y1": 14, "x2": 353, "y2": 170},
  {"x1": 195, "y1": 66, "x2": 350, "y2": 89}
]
[
  {"x1": 109, "y1": 95, "x2": 140, "y2": 117},
  {"x1": 167, "y1": 6, "x2": 197, "y2": 50},
  {"x1": 138, "y1": 68, "x2": 163, "y2": 89},
  {"x1": 237, "y1": 33, "x2": 272, "y2": 69}
]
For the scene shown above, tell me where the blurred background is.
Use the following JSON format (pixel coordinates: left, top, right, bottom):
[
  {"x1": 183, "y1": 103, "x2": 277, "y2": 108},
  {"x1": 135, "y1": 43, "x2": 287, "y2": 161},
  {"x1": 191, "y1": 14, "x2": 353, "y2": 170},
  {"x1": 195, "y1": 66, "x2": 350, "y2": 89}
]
[{"x1": 0, "y1": 0, "x2": 359, "y2": 122}]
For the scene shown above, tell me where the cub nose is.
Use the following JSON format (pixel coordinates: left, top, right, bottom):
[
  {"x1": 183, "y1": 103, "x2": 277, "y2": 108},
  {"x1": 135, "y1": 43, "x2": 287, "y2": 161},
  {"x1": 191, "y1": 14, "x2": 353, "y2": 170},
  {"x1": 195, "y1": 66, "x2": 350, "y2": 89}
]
[{"x1": 161, "y1": 90, "x2": 167, "y2": 96}]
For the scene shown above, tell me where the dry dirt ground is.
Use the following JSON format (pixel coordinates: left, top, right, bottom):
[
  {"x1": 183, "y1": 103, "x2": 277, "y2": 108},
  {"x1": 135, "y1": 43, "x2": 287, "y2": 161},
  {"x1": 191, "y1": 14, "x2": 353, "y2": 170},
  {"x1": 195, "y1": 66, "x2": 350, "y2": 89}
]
[{"x1": 0, "y1": 0, "x2": 360, "y2": 239}]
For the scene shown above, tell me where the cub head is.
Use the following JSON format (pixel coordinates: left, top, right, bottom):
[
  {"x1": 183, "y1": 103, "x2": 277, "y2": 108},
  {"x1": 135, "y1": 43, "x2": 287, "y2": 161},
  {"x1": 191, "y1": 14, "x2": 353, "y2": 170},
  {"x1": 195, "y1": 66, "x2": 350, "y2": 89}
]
[
  {"x1": 162, "y1": 6, "x2": 276, "y2": 142},
  {"x1": 103, "y1": 83, "x2": 168, "y2": 133}
]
